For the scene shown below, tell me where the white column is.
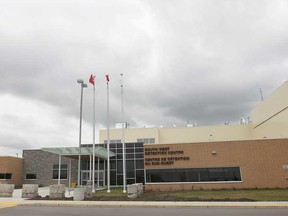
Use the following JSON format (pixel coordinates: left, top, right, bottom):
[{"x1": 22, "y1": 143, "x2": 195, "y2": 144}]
[
  {"x1": 68, "y1": 158, "x2": 72, "y2": 187},
  {"x1": 89, "y1": 154, "x2": 92, "y2": 181},
  {"x1": 58, "y1": 155, "x2": 61, "y2": 185},
  {"x1": 97, "y1": 157, "x2": 100, "y2": 188},
  {"x1": 104, "y1": 159, "x2": 106, "y2": 187}
]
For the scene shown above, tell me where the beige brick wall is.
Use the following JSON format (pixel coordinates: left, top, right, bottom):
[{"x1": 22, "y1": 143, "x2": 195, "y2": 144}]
[
  {"x1": 144, "y1": 139, "x2": 288, "y2": 191},
  {"x1": 0, "y1": 156, "x2": 23, "y2": 187}
]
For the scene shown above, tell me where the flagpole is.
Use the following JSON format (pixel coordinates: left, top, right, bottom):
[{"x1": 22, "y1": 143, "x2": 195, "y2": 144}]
[
  {"x1": 121, "y1": 74, "x2": 126, "y2": 193},
  {"x1": 106, "y1": 75, "x2": 111, "y2": 193},
  {"x1": 77, "y1": 85, "x2": 83, "y2": 186},
  {"x1": 77, "y1": 79, "x2": 87, "y2": 186},
  {"x1": 92, "y1": 75, "x2": 96, "y2": 192}
]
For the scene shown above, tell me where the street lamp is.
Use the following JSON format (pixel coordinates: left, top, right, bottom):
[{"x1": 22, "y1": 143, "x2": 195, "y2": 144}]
[{"x1": 77, "y1": 79, "x2": 87, "y2": 186}]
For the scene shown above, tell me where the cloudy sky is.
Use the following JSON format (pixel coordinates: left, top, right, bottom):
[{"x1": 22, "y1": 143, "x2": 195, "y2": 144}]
[{"x1": 0, "y1": 0, "x2": 287, "y2": 156}]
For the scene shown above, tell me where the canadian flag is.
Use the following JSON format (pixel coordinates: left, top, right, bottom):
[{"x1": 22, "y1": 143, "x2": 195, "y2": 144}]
[
  {"x1": 105, "y1": 74, "x2": 110, "y2": 82},
  {"x1": 89, "y1": 74, "x2": 95, "y2": 85}
]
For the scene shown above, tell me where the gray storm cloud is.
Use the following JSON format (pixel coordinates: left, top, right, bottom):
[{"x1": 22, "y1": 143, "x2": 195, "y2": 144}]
[{"x1": 0, "y1": 0, "x2": 287, "y2": 155}]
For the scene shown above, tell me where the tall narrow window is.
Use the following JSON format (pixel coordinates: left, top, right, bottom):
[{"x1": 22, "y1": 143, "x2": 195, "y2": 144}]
[{"x1": 52, "y1": 164, "x2": 68, "y2": 179}]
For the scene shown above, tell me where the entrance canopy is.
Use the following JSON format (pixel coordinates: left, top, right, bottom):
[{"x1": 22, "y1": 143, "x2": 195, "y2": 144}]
[{"x1": 41, "y1": 146, "x2": 116, "y2": 160}]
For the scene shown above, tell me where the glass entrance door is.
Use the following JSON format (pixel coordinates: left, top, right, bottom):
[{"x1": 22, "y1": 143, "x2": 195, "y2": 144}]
[
  {"x1": 94, "y1": 170, "x2": 105, "y2": 187},
  {"x1": 81, "y1": 171, "x2": 90, "y2": 185},
  {"x1": 81, "y1": 170, "x2": 105, "y2": 187}
]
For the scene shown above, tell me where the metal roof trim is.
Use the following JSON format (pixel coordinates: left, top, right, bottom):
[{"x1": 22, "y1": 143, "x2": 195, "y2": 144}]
[{"x1": 41, "y1": 146, "x2": 116, "y2": 159}]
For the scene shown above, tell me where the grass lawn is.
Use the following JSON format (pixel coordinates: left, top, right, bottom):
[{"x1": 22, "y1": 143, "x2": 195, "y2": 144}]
[{"x1": 92, "y1": 187, "x2": 288, "y2": 201}]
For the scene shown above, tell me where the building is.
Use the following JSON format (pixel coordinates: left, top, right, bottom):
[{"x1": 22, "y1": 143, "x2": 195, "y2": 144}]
[
  {"x1": 22, "y1": 144, "x2": 144, "y2": 187},
  {"x1": 22, "y1": 147, "x2": 115, "y2": 187},
  {"x1": 99, "y1": 80, "x2": 288, "y2": 191},
  {"x1": 144, "y1": 139, "x2": 288, "y2": 191},
  {"x1": 22, "y1": 149, "x2": 78, "y2": 187},
  {"x1": 21, "y1": 81, "x2": 288, "y2": 190},
  {"x1": 0, "y1": 156, "x2": 23, "y2": 187}
]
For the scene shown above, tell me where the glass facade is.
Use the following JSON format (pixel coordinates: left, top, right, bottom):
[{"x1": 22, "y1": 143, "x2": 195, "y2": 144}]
[
  {"x1": 81, "y1": 142, "x2": 144, "y2": 186},
  {"x1": 146, "y1": 167, "x2": 241, "y2": 183}
]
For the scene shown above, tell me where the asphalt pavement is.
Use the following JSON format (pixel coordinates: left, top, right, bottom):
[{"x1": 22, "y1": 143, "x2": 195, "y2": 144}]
[{"x1": 2, "y1": 206, "x2": 288, "y2": 216}]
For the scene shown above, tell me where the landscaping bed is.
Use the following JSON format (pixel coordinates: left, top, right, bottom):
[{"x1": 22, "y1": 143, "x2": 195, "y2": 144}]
[{"x1": 31, "y1": 188, "x2": 288, "y2": 202}]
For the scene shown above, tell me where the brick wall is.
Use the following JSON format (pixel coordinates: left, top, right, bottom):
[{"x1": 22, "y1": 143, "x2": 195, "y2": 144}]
[
  {"x1": 0, "y1": 156, "x2": 23, "y2": 187},
  {"x1": 144, "y1": 139, "x2": 288, "y2": 191},
  {"x1": 22, "y1": 150, "x2": 78, "y2": 186}
]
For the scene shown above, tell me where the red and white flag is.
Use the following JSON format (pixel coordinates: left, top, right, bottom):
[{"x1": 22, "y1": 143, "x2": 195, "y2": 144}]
[
  {"x1": 105, "y1": 74, "x2": 110, "y2": 82},
  {"x1": 89, "y1": 74, "x2": 95, "y2": 85}
]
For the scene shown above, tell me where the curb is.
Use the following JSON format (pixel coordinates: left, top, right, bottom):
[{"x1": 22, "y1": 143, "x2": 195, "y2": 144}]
[{"x1": 2, "y1": 201, "x2": 288, "y2": 208}]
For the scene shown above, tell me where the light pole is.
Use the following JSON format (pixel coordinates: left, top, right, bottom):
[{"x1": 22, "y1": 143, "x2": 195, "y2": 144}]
[
  {"x1": 121, "y1": 74, "x2": 126, "y2": 193},
  {"x1": 77, "y1": 79, "x2": 87, "y2": 186}
]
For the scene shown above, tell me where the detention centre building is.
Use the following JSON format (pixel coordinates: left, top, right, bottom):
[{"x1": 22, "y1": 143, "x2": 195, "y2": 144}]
[{"x1": 2, "y1": 81, "x2": 287, "y2": 191}]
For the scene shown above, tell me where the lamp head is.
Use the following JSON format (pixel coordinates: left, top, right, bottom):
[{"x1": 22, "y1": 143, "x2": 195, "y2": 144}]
[
  {"x1": 83, "y1": 83, "x2": 88, "y2": 88},
  {"x1": 77, "y1": 79, "x2": 84, "y2": 84}
]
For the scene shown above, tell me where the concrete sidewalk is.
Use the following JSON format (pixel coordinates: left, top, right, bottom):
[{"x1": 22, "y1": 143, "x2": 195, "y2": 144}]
[
  {"x1": 0, "y1": 186, "x2": 73, "y2": 202},
  {"x1": 14, "y1": 200, "x2": 288, "y2": 208},
  {"x1": 0, "y1": 186, "x2": 72, "y2": 209},
  {"x1": 1, "y1": 200, "x2": 288, "y2": 208},
  {"x1": 1, "y1": 187, "x2": 288, "y2": 208}
]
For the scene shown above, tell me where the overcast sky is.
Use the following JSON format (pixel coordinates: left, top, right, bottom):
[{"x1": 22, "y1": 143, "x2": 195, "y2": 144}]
[{"x1": 0, "y1": 0, "x2": 287, "y2": 156}]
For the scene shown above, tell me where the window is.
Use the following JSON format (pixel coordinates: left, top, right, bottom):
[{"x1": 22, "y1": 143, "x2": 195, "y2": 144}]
[
  {"x1": 0, "y1": 173, "x2": 12, "y2": 180},
  {"x1": 146, "y1": 167, "x2": 241, "y2": 183},
  {"x1": 136, "y1": 170, "x2": 145, "y2": 183},
  {"x1": 88, "y1": 142, "x2": 144, "y2": 186},
  {"x1": 137, "y1": 138, "x2": 155, "y2": 144},
  {"x1": 104, "y1": 139, "x2": 121, "y2": 144},
  {"x1": 26, "y1": 174, "x2": 37, "y2": 180},
  {"x1": 136, "y1": 160, "x2": 144, "y2": 169},
  {"x1": 53, "y1": 164, "x2": 68, "y2": 179}
]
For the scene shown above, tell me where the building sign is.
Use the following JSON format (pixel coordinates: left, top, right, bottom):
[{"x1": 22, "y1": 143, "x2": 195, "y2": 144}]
[{"x1": 144, "y1": 147, "x2": 190, "y2": 166}]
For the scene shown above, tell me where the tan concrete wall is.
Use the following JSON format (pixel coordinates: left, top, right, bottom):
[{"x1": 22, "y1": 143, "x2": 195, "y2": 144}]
[
  {"x1": 99, "y1": 127, "x2": 159, "y2": 143},
  {"x1": 144, "y1": 139, "x2": 288, "y2": 191},
  {"x1": 251, "y1": 81, "x2": 288, "y2": 139},
  {"x1": 0, "y1": 156, "x2": 23, "y2": 187},
  {"x1": 158, "y1": 124, "x2": 254, "y2": 144},
  {"x1": 251, "y1": 81, "x2": 288, "y2": 128},
  {"x1": 253, "y1": 108, "x2": 288, "y2": 139},
  {"x1": 99, "y1": 124, "x2": 254, "y2": 144}
]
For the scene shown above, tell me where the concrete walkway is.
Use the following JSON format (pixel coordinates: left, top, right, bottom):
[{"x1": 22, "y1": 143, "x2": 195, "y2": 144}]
[
  {"x1": 1, "y1": 187, "x2": 288, "y2": 209},
  {"x1": 0, "y1": 187, "x2": 72, "y2": 209},
  {"x1": 0, "y1": 187, "x2": 73, "y2": 202}
]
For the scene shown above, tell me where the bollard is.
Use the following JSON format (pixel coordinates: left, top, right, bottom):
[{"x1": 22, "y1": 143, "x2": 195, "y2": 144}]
[
  {"x1": 74, "y1": 187, "x2": 85, "y2": 201},
  {"x1": 82, "y1": 186, "x2": 92, "y2": 199},
  {"x1": 49, "y1": 184, "x2": 65, "y2": 199},
  {"x1": 0, "y1": 184, "x2": 14, "y2": 197},
  {"x1": 127, "y1": 184, "x2": 139, "y2": 198},
  {"x1": 22, "y1": 184, "x2": 39, "y2": 198}
]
